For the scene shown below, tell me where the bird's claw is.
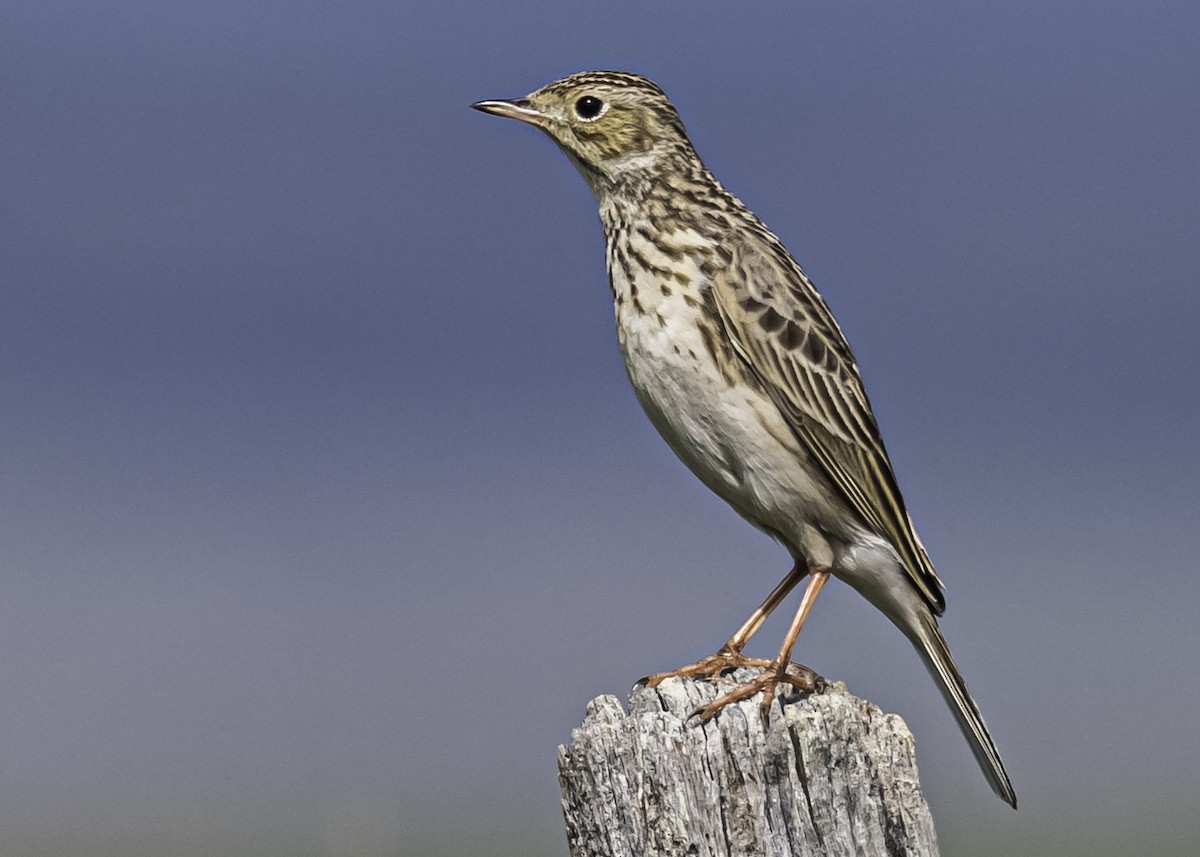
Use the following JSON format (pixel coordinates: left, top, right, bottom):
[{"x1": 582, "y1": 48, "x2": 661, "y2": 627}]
[
  {"x1": 640, "y1": 645, "x2": 823, "y2": 722},
  {"x1": 637, "y1": 646, "x2": 775, "y2": 689},
  {"x1": 687, "y1": 661, "x2": 822, "y2": 724}
]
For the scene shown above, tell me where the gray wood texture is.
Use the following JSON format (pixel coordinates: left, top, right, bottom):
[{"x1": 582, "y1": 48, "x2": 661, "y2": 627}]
[{"x1": 558, "y1": 672, "x2": 938, "y2": 857}]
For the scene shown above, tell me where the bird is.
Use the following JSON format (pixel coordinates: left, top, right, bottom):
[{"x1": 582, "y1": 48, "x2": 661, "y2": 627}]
[{"x1": 472, "y1": 71, "x2": 1016, "y2": 808}]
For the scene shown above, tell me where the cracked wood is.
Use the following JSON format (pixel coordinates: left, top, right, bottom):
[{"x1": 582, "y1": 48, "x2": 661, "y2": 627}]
[{"x1": 557, "y1": 673, "x2": 939, "y2": 857}]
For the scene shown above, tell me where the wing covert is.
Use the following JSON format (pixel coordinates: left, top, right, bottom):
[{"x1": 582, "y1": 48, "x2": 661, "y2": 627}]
[{"x1": 710, "y1": 238, "x2": 946, "y2": 614}]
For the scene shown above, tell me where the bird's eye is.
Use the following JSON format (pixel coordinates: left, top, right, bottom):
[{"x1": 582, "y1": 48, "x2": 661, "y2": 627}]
[{"x1": 574, "y1": 95, "x2": 605, "y2": 120}]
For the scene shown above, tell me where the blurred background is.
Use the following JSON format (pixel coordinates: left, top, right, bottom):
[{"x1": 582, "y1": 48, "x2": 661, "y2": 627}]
[{"x1": 3, "y1": 2, "x2": 1198, "y2": 855}]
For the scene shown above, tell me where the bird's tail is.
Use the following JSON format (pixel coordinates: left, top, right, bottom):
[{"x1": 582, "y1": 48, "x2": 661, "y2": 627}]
[{"x1": 906, "y1": 609, "x2": 1017, "y2": 808}]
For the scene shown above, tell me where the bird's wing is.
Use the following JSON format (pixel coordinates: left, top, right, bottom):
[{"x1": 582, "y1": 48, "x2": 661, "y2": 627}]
[{"x1": 708, "y1": 235, "x2": 946, "y2": 614}]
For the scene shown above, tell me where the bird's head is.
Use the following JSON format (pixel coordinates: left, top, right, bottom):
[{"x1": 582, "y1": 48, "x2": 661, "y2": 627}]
[{"x1": 472, "y1": 71, "x2": 695, "y2": 194}]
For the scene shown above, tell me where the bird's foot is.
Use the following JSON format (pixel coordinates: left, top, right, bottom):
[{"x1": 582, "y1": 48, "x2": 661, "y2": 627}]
[
  {"x1": 638, "y1": 646, "x2": 822, "y2": 722},
  {"x1": 689, "y1": 659, "x2": 822, "y2": 724},
  {"x1": 637, "y1": 644, "x2": 772, "y2": 688}
]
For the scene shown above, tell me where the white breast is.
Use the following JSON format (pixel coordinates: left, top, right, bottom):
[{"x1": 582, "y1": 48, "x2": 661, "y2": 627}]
[{"x1": 607, "y1": 227, "x2": 842, "y2": 545}]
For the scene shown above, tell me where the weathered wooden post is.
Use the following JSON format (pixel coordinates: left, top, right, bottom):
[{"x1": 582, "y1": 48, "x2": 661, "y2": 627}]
[{"x1": 558, "y1": 672, "x2": 939, "y2": 857}]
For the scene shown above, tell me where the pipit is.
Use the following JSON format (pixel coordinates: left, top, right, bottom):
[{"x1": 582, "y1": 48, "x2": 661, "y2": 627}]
[{"x1": 473, "y1": 71, "x2": 1016, "y2": 808}]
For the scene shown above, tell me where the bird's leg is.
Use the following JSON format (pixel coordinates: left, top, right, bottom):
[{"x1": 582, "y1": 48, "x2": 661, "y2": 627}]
[
  {"x1": 724, "y1": 560, "x2": 808, "y2": 653},
  {"x1": 640, "y1": 562, "x2": 807, "y2": 687},
  {"x1": 690, "y1": 568, "x2": 830, "y2": 723}
]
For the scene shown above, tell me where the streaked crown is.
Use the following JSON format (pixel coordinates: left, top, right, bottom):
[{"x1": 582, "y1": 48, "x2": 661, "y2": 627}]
[{"x1": 472, "y1": 71, "x2": 697, "y2": 191}]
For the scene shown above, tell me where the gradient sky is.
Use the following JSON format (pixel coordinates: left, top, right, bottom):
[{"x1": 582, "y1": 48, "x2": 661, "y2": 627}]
[{"x1": 3, "y1": 2, "x2": 1199, "y2": 855}]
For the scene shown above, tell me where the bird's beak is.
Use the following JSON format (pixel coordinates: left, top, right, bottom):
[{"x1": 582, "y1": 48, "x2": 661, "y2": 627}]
[{"x1": 470, "y1": 98, "x2": 545, "y2": 127}]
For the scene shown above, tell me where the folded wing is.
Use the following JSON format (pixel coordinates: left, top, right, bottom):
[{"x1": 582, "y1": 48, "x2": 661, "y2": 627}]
[{"x1": 709, "y1": 236, "x2": 946, "y2": 614}]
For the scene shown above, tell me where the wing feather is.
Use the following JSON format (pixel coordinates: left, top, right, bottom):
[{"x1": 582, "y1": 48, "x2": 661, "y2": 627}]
[{"x1": 710, "y1": 237, "x2": 946, "y2": 614}]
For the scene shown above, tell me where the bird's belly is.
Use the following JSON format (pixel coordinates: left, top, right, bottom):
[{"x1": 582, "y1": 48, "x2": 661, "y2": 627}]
[{"x1": 615, "y1": 297, "x2": 840, "y2": 545}]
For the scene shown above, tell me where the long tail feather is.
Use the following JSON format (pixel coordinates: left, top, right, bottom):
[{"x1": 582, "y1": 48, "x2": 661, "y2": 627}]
[{"x1": 909, "y1": 610, "x2": 1017, "y2": 808}]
